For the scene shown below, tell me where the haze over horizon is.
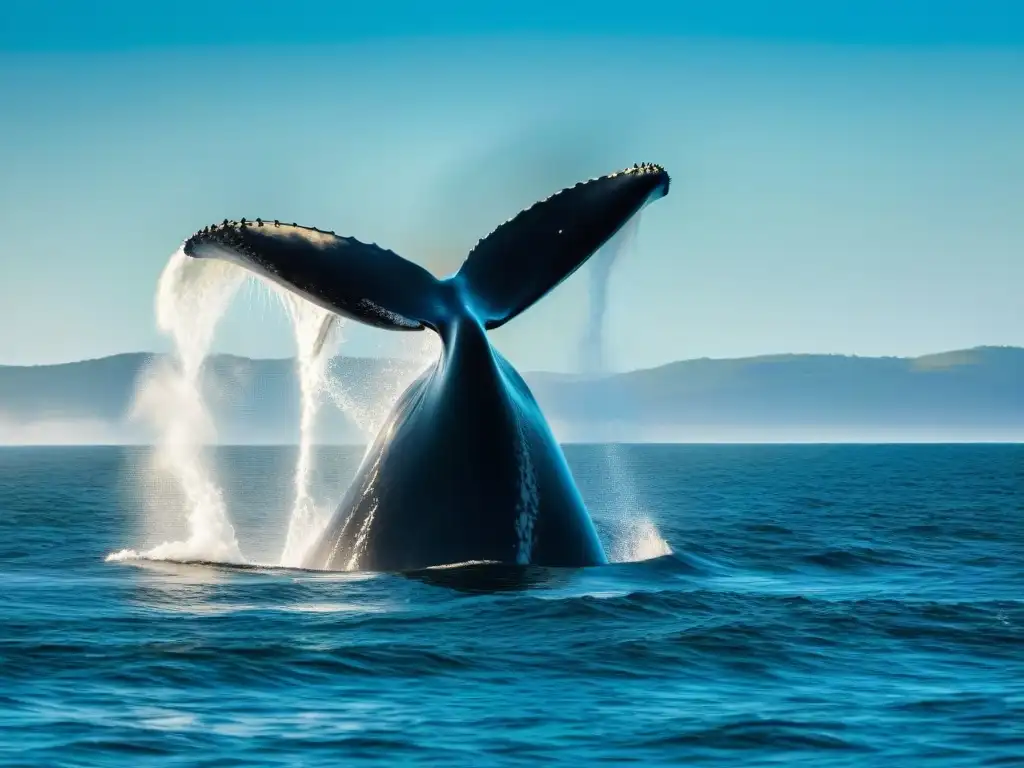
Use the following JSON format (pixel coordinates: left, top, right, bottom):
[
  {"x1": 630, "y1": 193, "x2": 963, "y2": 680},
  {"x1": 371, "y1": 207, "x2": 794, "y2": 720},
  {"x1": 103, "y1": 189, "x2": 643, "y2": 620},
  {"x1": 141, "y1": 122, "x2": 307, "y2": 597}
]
[
  {"x1": 2, "y1": 1, "x2": 1022, "y2": 373},
  {"x1": 5, "y1": 344, "x2": 1023, "y2": 374},
  {"x1": 2, "y1": 345, "x2": 1022, "y2": 446}
]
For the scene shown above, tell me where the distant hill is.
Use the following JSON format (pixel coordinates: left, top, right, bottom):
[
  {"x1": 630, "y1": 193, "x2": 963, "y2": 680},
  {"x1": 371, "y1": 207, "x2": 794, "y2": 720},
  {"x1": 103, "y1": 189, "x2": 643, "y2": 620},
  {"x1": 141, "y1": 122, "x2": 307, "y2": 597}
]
[{"x1": 0, "y1": 347, "x2": 1021, "y2": 444}]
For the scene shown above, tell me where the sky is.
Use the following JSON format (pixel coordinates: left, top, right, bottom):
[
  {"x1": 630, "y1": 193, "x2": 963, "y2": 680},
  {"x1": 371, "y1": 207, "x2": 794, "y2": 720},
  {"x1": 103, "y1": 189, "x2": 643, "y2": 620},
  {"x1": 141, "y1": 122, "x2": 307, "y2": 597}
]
[{"x1": 1, "y1": 1, "x2": 1022, "y2": 373}]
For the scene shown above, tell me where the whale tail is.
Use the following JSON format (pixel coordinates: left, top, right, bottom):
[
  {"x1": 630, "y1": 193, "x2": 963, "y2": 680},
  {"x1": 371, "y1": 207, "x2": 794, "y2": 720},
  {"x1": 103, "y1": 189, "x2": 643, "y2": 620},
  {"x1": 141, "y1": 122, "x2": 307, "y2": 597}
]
[{"x1": 182, "y1": 164, "x2": 670, "y2": 341}]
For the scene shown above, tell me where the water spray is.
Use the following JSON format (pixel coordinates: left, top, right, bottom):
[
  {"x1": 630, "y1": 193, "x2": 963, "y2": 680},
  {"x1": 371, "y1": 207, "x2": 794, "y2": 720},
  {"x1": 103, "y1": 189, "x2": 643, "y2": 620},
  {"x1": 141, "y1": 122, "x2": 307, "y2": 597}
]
[
  {"x1": 580, "y1": 215, "x2": 672, "y2": 562},
  {"x1": 108, "y1": 249, "x2": 246, "y2": 564},
  {"x1": 108, "y1": 247, "x2": 406, "y2": 568},
  {"x1": 274, "y1": 289, "x2": 343, "y2": 568}
]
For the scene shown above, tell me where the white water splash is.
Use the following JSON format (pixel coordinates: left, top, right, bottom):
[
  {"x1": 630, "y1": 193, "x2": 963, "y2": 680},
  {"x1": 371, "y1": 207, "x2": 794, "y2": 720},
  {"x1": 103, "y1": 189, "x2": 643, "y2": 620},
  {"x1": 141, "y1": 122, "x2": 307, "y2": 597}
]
[
  {"x1": 593, "y1": 442, "x2": 672, "y2": 563},
  {"x1": 109, "y1": 247, "x2": 415, "y2": 569},
  {"x1": 274, "y1": 288, "x2": 343, "y2": 568},
  {"x1": 111, "y1": 226, "x2": 665, "y2": 569},
  {"x1": 107, "y1": 249, "x2": 246, "y2": 564},
  {"x1": 608, "y1": 503, "x2": 673, "y2": 562}
]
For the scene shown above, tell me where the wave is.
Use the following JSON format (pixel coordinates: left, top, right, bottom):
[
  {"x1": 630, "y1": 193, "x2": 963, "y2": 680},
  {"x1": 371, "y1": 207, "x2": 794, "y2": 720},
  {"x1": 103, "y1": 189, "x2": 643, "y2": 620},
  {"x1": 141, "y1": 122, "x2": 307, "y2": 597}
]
[
  {"x1": 634, "y1": 719, "x2": 871, "y2": 752},
  {"x1": 801, "y1": 546, "x2": 916, "y2": 570}
]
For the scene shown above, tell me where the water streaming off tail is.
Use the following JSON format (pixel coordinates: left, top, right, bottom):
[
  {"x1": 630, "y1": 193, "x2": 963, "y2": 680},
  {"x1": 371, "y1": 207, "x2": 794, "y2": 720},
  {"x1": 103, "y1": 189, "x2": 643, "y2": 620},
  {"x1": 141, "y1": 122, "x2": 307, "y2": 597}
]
[
  {"x1": 110, "y1": 221, "x2": 663, "y2": 569},
  {"x1": 273, "y1": 288, "x2": 343, "y2": 568},
  {"x1": 108, "y1": 245, "x2": 441, "y2": 569},
  {"x1": 107, "y1": 249, "x2": 246, "y2": 564},
  {"x1": 580, "y1": 214, "x2": 640, "y2": 376},
  {"x1": 580, "y1": 213, "x2": 672, "y2": 562}
]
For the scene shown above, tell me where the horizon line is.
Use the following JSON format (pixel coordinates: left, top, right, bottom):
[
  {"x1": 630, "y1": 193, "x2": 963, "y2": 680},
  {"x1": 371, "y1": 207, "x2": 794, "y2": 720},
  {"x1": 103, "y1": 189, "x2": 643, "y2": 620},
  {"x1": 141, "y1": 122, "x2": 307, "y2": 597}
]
[
  {"x1": 1, "y1": 343, "x2": 1020, "y2": 376},
  {"x1": 1, "y1": 439, "x2": 1022, "y2": 449}
]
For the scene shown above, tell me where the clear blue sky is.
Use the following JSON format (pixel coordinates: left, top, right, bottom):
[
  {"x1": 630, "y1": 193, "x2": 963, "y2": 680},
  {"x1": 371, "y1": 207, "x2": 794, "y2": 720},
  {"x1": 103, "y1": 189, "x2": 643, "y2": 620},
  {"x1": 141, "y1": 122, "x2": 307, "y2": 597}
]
[{"x1": 1, "y1": 1, "x2": 1022, "y2": 371}]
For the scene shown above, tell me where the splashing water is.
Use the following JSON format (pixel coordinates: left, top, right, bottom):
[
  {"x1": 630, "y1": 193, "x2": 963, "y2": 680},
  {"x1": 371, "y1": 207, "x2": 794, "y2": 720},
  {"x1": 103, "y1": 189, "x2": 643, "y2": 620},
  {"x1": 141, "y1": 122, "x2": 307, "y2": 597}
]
[
  {"x1": 108, "y1": 240, "x2": 437, "y2": 569},
  {"x1": 111, "y1": 227, "x2": 666, "y2": 569},
  {"x1": 582, "y1": 435, "x2": 672, "y2": 563},
  {"x1": 108, "y1": 244, "x2": 436, "y2": 569},
  {"x1": 601, "y1": 447, "x2": 673, "y2": 563},
  {"x1": 107, "y1": 249, "x2": 246, "y2": 564}
]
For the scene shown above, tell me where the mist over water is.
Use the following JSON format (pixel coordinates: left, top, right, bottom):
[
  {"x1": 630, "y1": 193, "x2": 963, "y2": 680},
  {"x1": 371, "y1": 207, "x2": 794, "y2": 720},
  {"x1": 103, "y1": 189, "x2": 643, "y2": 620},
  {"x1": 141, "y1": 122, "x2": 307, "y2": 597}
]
[{"x1": 323, "y1": 332, "x2": 441, "y2": 444}]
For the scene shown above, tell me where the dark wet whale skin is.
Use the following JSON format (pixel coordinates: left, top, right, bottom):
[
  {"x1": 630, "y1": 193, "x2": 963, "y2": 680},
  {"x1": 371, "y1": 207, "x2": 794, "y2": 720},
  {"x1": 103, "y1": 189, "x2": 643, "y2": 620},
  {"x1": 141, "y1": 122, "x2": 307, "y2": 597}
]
[
  {"x1": 183, "y1": 163, "x2": 671, "y2": 572},
  {"x1": 303, "y1": 313, "x2": 606, "y2": 572}
]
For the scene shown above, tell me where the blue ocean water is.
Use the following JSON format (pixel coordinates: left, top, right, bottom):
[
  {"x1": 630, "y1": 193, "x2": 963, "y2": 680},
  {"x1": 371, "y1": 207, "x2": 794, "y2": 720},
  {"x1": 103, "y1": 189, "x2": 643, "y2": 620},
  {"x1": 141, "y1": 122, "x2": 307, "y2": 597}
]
[{"x1": 1, "y1": 444, "x2": 1022, "y2": 766}]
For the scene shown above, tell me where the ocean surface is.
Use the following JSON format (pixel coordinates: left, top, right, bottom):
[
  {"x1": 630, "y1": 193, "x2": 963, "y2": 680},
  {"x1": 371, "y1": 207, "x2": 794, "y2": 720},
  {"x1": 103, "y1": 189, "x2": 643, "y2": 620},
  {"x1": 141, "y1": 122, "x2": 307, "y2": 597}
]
[{"x1": 1, "y1": 444, "x2": 1022, "y2": 766}]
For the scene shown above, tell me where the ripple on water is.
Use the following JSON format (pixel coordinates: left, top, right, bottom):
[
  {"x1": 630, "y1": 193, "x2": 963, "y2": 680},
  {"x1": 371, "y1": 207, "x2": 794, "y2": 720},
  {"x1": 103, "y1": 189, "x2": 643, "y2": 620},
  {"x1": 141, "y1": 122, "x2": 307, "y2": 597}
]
[{"x1": 1, "y1": 444, "x2": 1022, "y2": 766}]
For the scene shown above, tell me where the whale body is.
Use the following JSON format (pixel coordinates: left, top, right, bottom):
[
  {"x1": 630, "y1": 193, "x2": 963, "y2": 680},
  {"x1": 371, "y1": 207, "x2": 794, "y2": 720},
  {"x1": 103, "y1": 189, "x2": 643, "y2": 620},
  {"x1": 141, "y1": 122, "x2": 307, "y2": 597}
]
[{"x1": 183, "y1": 163, "x2": 670, "y2": 571}]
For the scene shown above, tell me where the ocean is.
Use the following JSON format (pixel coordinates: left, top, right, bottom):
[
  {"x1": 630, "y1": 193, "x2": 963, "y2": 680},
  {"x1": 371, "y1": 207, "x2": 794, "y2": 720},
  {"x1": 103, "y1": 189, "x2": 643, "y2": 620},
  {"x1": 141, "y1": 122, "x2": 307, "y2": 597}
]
[{"x1": 1, "y1": 444, "x2": 1021, "y2": 766}]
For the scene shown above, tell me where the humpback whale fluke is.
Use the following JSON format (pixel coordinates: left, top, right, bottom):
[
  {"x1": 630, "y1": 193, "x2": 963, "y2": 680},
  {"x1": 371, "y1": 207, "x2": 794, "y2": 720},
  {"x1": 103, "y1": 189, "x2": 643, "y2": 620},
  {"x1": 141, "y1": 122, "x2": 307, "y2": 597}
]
[{"x1": 182, "y1": 163, "x2": 670, "y2": 572}]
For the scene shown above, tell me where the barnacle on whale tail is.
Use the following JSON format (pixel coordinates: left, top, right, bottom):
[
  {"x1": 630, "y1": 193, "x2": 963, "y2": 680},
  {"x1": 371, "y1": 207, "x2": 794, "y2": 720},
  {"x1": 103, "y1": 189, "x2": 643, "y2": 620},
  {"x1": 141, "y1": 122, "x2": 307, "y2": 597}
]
[{"x1": 182, "y1": 161, "x2": 670, "y2": 333}]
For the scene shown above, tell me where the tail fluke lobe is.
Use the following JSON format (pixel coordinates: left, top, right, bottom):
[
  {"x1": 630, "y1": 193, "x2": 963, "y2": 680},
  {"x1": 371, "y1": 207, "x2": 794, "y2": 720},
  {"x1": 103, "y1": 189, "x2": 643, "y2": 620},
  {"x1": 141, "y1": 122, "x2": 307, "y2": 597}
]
[
  {"x1": 454, "y1": 163, "x2": 670, "y2": 329},
  {"x1": 182, "y1": 163, "x2": 670, "y2": 338},
  {"x1": 183, "y1": 220, "x2": 442, "y2": 332}
]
